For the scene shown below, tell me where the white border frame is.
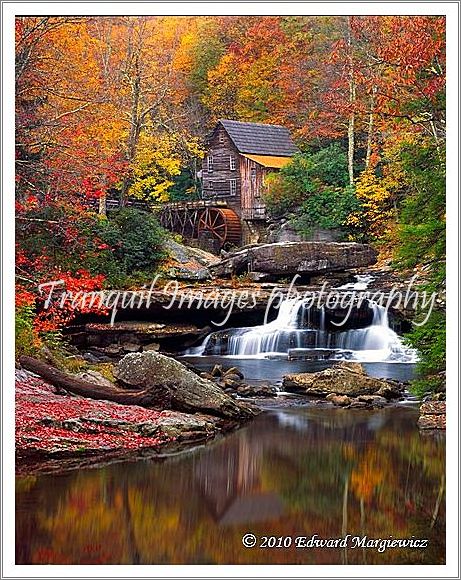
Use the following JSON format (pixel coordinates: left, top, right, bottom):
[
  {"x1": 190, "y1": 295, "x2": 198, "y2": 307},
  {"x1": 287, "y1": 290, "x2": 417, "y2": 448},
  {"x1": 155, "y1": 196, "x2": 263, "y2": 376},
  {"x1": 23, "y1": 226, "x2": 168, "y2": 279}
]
[{"x1": 2, "y1": 2, "x2": 459, "y2": 578}]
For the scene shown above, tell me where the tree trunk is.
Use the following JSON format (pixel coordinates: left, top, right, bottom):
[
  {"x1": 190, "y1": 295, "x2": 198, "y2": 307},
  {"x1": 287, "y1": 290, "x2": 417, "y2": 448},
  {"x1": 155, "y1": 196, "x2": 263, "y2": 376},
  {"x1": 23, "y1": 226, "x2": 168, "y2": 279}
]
[
  {"x1": 341, "y1": 475, "x2": 349, "y2": 564},
  {"x1": 347, "y1": 114, "x2": 355, "y2": 186},
  {"x1": 360, "y1": 497, "x2": 367, "y2": 564},
  {"x1": 365, "y1": 86, "x2": 377, "y2": 169},
  {"x1": 94, "y1": 22, "x2": 113, "y2": 216},
  {"x1": 98, "y1": 191, "x2": 107, "y2": 216},
  {"x1": 122, "y1": 481, "x2": 142, "y2": 564},
  {"x1": 430, "y1": 474, "x2": 445, "y2": 529},
  {"x1": 120, "y1": 56, "x2": 141, "y2": 207},
  {"x1": 347, "y1": 17, "x2": 356, "y2": 187},
  {"x1": 19, "y1": 355, "x2": 169, "y2": 408},
  {"x1": 429, "y1": 119, "x2": 443, "y2": 163}
]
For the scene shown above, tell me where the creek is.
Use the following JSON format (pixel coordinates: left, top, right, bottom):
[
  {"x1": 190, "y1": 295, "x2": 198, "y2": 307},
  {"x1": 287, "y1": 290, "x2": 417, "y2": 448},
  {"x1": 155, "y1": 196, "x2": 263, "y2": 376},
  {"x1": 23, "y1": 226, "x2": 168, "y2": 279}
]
[
  {"x1": 16, "y1": 284, "x2": 445, "y2": 565},
  {"x1": 16, "y1": 405, "x2": 445, "y2": 564}
]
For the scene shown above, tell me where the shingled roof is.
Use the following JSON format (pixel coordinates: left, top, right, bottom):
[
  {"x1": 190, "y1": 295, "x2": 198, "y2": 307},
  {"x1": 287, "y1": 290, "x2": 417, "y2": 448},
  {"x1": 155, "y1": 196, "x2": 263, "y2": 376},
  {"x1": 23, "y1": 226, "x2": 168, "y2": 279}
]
[{"x1": 218, "y1": 119, "x2": 298, "y2": 157}]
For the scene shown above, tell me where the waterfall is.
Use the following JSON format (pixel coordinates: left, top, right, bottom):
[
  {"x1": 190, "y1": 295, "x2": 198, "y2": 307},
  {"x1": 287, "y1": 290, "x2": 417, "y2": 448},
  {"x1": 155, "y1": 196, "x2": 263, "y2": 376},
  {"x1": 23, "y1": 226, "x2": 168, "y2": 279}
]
[
  {"x1": 336, "y1": 274, "x2": 374, "y2": 291},
  {"x1": 332, "y1": 302, "x2": 417, "y2": 362},
  {"x1": 187, "y1": 299, "x2": 418, "y2": 363}
]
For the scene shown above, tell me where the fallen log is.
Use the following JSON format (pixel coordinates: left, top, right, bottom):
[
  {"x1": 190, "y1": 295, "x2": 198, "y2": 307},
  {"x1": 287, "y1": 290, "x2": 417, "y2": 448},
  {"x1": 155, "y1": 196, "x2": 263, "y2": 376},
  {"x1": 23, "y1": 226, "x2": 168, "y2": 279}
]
[
  {"x1": 18, "y1": 354, "x2": 257, "y2": 421},
  {"x1": 18, "y1": 356, "x2": 170, "y2": 409}
]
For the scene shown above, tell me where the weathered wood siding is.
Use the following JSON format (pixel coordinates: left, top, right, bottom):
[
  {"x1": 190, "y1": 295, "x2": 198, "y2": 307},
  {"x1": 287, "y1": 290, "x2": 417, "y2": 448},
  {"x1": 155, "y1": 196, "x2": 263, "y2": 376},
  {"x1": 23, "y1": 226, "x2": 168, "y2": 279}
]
[
  {"x1": 202, "y1": 127, "x2": 241, "y2": 213},
  {"x1": 202, "y1": 124, "x2": 278, "y2": 219},
  {"x1": 239, "y1": 156, "x2": 268, "y2": 220}
]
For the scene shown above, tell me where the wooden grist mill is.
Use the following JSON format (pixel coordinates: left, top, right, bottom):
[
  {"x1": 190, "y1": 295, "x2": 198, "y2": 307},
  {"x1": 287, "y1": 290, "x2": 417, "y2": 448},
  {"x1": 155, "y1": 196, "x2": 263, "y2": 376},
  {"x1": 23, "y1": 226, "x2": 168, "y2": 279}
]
[
  {"x1": 160, "y1": 120, "x2": 298, "y2": 249},
  {"x1": 160, "y1": 200, "x2": 242, "y2": 249}
]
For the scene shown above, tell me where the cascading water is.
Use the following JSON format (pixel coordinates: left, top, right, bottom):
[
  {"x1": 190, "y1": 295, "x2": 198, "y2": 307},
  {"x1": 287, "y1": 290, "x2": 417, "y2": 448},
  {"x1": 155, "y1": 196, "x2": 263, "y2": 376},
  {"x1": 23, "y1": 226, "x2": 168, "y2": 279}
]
[
  {"x1": 187, "y1": 298, "x2": 418, "y2": 363},
  {"x1": 337, "y1": 274, "x2": 375, "y2": 290}
]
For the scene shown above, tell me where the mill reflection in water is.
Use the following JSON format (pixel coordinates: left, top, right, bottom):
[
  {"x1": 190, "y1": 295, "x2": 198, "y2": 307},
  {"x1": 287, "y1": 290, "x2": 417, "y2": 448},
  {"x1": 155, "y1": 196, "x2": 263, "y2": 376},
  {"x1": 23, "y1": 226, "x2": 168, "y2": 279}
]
[{"x1": 16, "y1": 406, "x2": 445, "y2": 565}]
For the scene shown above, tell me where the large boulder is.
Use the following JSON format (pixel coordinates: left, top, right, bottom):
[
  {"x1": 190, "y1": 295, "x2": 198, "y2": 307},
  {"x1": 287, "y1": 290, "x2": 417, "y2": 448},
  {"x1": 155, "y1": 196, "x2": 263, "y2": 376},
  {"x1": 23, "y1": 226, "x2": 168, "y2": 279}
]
[
  {"x1": 164, "y1": 239, "x2": 220, "y2": 280},
  {"x1": 115, "y1": 351, "x2": 257, "y2": 420},
  {"x1": 76, "y1": 370, "x2": 116, "y2": 388},
  {"x1": 211, "y1": 241, "x2": 377, "y2": 277},
  {"x1": 282, "y1": 361, "x2": 396, "y2": 397}
]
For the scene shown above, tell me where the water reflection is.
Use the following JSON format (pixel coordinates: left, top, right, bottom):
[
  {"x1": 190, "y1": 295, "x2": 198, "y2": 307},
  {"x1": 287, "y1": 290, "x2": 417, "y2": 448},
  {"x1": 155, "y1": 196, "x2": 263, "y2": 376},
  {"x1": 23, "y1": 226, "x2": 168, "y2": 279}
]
[{"x1": 16, "y1": 406, "x2": 445, "y2": 564}]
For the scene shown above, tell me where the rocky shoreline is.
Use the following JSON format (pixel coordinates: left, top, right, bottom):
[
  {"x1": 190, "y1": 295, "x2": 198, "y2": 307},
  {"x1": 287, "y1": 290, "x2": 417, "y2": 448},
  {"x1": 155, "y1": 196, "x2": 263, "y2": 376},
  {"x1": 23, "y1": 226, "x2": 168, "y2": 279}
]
[
  {"x1": 16, "y1": 352, "x2": 444, "y2": 476},
  {"x1": 15, "y1": 351, "x2": 259, "y2": 475},
  {"x1": 418, "y1": 400, "x2": 446, "y2": 430},
  {"x1": 15, "y1": 369, "x2": 251, "y2": 475}
]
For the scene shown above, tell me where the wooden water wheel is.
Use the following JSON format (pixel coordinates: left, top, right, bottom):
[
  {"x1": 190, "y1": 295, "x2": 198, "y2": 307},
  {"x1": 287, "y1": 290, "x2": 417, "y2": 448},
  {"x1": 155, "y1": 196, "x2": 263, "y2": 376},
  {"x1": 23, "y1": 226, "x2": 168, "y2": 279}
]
[{"x1": 197, "y1": 207, "x2": 241, "y2": 246}]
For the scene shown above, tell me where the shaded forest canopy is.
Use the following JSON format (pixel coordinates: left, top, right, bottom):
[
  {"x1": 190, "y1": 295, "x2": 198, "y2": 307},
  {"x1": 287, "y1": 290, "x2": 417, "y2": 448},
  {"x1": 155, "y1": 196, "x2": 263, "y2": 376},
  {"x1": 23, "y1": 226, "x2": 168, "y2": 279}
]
[{"x1": 15, "y1": 15, "x2": 446, "y2": 393}]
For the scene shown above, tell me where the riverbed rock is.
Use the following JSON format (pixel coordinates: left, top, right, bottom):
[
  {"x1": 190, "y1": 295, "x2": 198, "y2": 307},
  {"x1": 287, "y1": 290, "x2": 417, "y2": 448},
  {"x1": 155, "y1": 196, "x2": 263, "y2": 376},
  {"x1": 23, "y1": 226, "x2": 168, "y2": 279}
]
[
  {"x1": 69, "y1": 321, "x2": 208, "y2": 359},
  {"x1": 325, "y1": 393, "x2": 352, "y2": 406},
  {"x1": 417, "y1": 414, "x2": 446, "y2": 430},
  {"x1": 282, "y1": 362, "x2": 390, "y2": 397},
  {"x1": 122, "y1": 342, "x2": 142, "y2": 353},
  {"x1": 115, "y1": 351, "x2": 257, "y2": 420},
  {"x1": 211, "y1": 364, "x2": 224, "y2": 377},
  {"x1": 418, "y1": 401, "x2": 446, "y2": 430},
  {"x1": 376, "y1": 384, "x2": 403, "y2": 400},
  {"x1": 103, "y1": 345, "x2": 123, "y2": 356},
  {"x1": 431, "y1": 392, "x2": 446, "y2": 401},
  {"x1": 220, "y1": 377, "x2": 241, "y2": 390},
  {"x1": 151, "y1": 414, "x2": 219, "y2": 441},
  {"x1": 223, "y1": 366, "x2": 245, "y2": 380},
  {"x1": 195, "y1": 364, "x2": 275, "y2": 398},
  {"x1": 143, "y1": 342, "x2": 160, "y2": 352},
  {"x1": 357, "y1": 394, "x2": 388, "y2": 406},
  {"x1": 347, "y1": 401, "x2": 369, "y2": 409},
  {"x1": 211, "y1": 241, "x2": 378, "y2": 278},
  {"x1": 164, "y1": 239, "x2": 220, "y2": 280},
  {"x1": 420, "y1": 401, "x2": 446, "y2": 415},
  {"x1": 236, "y1": 384, "x2": 278, "y2": 398}
]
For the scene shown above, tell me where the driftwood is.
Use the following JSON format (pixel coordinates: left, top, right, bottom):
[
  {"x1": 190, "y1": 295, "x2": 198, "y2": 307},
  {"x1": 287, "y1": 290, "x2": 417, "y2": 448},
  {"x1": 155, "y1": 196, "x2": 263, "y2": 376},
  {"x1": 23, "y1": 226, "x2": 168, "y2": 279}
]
[{"x1": 18, "y1": 356, "x2": 169, "y2": 409}]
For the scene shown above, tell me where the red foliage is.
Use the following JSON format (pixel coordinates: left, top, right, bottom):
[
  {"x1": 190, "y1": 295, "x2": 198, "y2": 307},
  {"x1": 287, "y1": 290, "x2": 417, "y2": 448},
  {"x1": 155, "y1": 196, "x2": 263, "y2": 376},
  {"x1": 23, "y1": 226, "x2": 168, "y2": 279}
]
[
  {"x1": 16, "y1": 195, "x2": 109, "y2": 337},
  {"x1": 33, "y1": 269, "x2": 107, "y2": 332},
  {"x1": 16, "y1": 374, "x2": 176, "y2": 454}
]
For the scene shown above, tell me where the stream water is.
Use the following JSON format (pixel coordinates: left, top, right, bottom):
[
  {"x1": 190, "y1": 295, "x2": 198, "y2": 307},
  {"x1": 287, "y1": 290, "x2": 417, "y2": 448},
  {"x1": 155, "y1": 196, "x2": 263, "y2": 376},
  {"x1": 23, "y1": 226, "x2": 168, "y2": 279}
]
[{"x1": 16, "y1": 405, "x2": 445, "y2": 564}]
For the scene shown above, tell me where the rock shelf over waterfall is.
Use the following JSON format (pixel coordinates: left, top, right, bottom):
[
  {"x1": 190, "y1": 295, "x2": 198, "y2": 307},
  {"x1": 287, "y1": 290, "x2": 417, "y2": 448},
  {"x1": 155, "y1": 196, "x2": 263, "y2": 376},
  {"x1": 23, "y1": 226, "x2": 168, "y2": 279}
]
[
  {"x1": 211, "y1": 241, "x2": 378, "y2": 279},
  {"x1": 64, "y1": 240, "x2": 421, "y2": 361}
]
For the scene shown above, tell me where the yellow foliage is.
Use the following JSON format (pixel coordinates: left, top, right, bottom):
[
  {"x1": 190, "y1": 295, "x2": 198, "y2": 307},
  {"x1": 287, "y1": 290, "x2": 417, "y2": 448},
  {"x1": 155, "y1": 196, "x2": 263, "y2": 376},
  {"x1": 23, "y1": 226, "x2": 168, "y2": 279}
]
[
  {"x1": 350, "y1": 449, "x2": 385, "y2": 502},
  {"x1": 129, "y1": 128, "x2": 204, "y2": 201},
  {"x1": 129, "y1": 132, "x2": 181, "y2": 202},
  {"x1": 352, "y1": 169, "x2": 396, "y2": 238},
  {"x1": 203, "y1": 53, "x2": 240, "y2": 119}
]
